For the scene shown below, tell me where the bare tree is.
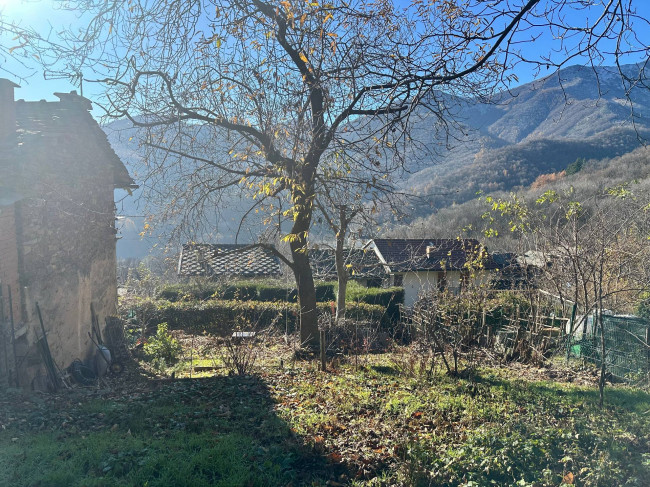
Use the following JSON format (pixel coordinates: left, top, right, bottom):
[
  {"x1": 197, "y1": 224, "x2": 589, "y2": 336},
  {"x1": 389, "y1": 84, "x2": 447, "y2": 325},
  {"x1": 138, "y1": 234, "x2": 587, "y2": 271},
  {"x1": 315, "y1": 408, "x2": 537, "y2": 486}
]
[
  {"x1": 315, "y1": 160, "x2": 412, "y2": 322},
  {"x1": 12, "y1": 0, "x2": 649, "y2": 348},
  {"x1": 484, "y1": 184, "x2": 650, "y2": 405}
]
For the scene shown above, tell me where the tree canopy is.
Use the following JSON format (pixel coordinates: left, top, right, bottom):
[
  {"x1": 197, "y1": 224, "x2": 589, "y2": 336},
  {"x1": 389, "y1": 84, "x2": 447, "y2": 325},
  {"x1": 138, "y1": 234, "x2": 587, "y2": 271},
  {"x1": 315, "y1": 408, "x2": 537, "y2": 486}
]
[{"x1": 6, "y1": 0, "x2": 649, "y2": 346}]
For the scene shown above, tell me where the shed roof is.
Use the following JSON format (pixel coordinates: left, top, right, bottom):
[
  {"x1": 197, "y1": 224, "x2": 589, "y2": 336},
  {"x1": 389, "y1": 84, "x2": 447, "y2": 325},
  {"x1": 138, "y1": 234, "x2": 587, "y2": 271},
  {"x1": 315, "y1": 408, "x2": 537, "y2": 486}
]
[
  {"x1": 369, "y1": 238, "x2": 498, "y2": 273},
  {"x1": 178, "y1": 243, "x2": 282, "y2": 278}
]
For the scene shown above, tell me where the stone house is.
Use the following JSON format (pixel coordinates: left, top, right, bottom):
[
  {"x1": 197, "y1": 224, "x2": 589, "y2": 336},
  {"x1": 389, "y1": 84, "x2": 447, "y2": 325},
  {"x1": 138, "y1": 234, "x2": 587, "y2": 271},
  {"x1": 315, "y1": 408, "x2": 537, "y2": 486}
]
[
  {"x1": 0, "y1": 79, "x2": 135, "y2": 388},
  {"x1": 366, "y1": 238, "x2": 499, "y2": 307}
]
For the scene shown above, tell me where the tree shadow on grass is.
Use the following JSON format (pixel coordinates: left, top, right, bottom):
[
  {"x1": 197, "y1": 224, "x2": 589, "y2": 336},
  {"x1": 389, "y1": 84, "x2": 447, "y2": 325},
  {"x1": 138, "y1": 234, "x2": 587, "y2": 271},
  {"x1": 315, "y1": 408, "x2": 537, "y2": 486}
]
[{"x1": 1, "y1": 375, "x2": 346, "y2": 487}]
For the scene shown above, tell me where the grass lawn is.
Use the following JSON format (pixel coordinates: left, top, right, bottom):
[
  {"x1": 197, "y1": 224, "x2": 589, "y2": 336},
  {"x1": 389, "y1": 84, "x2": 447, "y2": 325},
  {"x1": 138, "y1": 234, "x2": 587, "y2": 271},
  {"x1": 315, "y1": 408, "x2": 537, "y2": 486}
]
[{"x1": 1, "y1": 342, "x2": 649, "y2": 486}]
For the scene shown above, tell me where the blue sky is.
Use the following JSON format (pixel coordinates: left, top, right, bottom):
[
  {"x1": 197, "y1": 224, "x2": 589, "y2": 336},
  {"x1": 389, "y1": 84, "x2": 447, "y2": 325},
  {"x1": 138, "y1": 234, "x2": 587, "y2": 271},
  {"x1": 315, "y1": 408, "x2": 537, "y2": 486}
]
[
  {"x1": 0, "y1": 0, "x2": 80, "y2": 100},
  {"x1": 2, "y1": 0, "x2": 649, "y2": 107}
]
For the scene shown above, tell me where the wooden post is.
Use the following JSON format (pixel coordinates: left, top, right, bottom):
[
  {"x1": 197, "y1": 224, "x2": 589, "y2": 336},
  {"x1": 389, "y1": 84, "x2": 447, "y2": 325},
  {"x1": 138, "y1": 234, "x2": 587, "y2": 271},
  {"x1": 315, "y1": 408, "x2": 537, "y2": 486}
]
[
  {"x1": 36, "y1": 302, "x2": 60, "y2": 392},
  {"x1": 510, "y1": 305, "x2": 521, "y2": 359},
  {"x1": 7, "y1": 286, "x2": 19, "y2": 387},
  {"x1": 550, "y1": 314, "x2": 555, "y2": 332},
  {"x1": 0, "y1": 285, "x2": 8, "y2": 386},
  {"x1": 482, "y1": 308, "x2": 488, "y2": 346},
  {"x1": 566, "y1": 303, "x2": 578, "y2": 361},
  {"x1": 320, "y1": 329, "x2": 326, "y2": 372},
  {"x1": 190, "y1": 333, "x2": 194, "y2": 379}
]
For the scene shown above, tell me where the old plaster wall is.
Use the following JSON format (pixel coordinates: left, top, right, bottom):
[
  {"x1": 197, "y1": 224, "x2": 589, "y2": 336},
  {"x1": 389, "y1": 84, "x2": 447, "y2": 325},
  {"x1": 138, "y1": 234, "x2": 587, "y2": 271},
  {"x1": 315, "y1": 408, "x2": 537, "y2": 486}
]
[
  {"x1": 0, "y1": 204, "x2": 21, "y2": 384},
  {"x1": 401, "y1": 270, "x2": 494, "y2": 307},
  {"x1": 10, "y1": 108, "x2": 119, "y2": 386},
  {"x1": 402, "y1": 271, "x2": 462, "y2": 307},
  {"x1": 0, "y1": 205, "x2": 21, "y2": 316}
]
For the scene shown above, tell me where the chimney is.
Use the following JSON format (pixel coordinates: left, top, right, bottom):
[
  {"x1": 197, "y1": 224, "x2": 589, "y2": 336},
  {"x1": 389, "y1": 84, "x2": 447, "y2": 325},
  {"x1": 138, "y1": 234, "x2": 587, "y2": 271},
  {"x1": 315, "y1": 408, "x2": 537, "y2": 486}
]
[
  {"x1": 54, "y1": 90, "x2": 93, "y2": 111},
  {"x1": 426, "y1": 242, "x2": 435, "y2": 259},
  {"x1": 0, "y1": 79, "x2": 19, "y2": 139}
]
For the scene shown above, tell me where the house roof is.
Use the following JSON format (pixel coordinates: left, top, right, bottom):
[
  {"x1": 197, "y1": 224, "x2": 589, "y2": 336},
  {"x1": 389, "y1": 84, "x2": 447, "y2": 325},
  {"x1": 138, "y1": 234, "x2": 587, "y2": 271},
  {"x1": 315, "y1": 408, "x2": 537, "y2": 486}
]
[
  {"x1": 369, "y1": 238, "x2": 499, "y2": 273},
  {"x1": 488, "y1": 252, "x2": 539, "y2": 290},
  {"x1": 1, "y1": 86, "x2": 135, "y2": 189},
  {"x1": 309, "y1": 248, "x2": 386, "y2": 280},
  {"x1": 178, "y1": 243, "x2": 282, "y2": 278}
]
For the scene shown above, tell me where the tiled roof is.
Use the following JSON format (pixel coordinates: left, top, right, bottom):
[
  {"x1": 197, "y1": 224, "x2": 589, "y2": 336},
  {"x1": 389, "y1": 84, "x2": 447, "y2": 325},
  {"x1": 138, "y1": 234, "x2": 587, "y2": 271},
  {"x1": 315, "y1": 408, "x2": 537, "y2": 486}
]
[
  {"x1": 178, "y1": 243, "x2": 282, "y2": 278},
  {"x1": 488, "y1": 252, "x2": 519, "y2": 269},
  {"x1": 2, "y1": 91, "x2": 135, "y2": 189},
  {"x1": 310, "y1": 248, "x2": 386, "y2": 280},
  {"x1": 370, "y1": 238, "x2": 498, "y2": 273}
]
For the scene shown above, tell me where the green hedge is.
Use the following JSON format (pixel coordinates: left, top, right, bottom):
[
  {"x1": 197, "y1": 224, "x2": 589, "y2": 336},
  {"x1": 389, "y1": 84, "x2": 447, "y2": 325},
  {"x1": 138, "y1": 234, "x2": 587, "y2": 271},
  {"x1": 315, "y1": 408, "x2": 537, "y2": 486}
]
[
  {"x1": 158, "y1": 283, "x2": 221, "y2": 301},
  {"x1": 257, "y1": 282, "x2": 297, "y2": 302},
  {"x1": 218, "y1": 284, "x2": 258, "y2": 301},
  {"x1": 157, "y1": 280, "x2": 336, "y2": 303},
  {"x1": 120, "y1": 298, "x2": 388, "y2": 336},
  {"x1": 345, "y1": 282, "x2": 404, "y2": 322},
  {"x1": 315, "y1": 282, "x2": 336, "y2": 302}
]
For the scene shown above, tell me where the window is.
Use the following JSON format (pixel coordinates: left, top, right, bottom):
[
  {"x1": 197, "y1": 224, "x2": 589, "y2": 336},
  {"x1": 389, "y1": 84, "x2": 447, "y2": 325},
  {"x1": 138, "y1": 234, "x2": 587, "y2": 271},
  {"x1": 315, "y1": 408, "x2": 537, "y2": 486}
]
[{"x1": 393, "y1": 274, "x2": 403, "y2": 287}]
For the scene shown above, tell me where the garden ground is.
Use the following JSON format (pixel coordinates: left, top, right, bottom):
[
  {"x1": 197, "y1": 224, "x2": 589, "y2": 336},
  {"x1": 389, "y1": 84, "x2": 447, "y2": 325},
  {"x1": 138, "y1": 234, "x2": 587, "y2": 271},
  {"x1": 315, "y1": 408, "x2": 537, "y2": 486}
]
[{"x1": 1, "y1": 336, "x2": 649, "y2": 486}]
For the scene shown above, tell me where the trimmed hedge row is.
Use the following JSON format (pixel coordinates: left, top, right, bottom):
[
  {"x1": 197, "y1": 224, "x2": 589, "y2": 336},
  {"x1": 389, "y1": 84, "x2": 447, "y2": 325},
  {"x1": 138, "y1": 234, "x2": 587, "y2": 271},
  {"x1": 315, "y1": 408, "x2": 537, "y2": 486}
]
[
  {"x1": 345, "y1": 283, "x2": 404, "y2": 322},
  {"x1": 121, "y1": 298, "x2": 389, "y2": 336},
  {"x1": 157, "y1": 280, "x2": 336, "y2": 303}
]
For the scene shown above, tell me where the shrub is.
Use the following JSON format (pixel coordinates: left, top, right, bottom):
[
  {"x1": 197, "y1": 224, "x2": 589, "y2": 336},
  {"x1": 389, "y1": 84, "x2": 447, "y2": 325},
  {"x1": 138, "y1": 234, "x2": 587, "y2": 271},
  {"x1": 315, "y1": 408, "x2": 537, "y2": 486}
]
[
  {"x1": 120, "y1": 298, "x2": 387, "y2": 335},
  {"x1": 565, "y1": 156, "x2": 586, "y2": 175},
  {"x1": 156, "y1": 280, "x2": 336, "y2": 303},
  {"x1": 218, "y1": 283, "x2": 258, "y2": 301},
  {"x1": 143, "y1": 322, "x2": 182, "y2": 370},
  {"x1": 345, "y1": 282, "x2": 404, "y2": 323},
  {"x1": 220, "y1": 317, "x2": 262, "y2": 375},
  {"x1": 158, "y1": 282, "x2": 221, "y2": 301},
  {"x1": 315, "y1": 282, "x2": 336, "y2": 302},
  {"x1": 636, "y1": 292, "x2": 650, "y2": 320},
  {"x1": 157, "y1": 284, "x2": 186, "y2": 301},
  {"x1": 257, "y1": 282, "x2": 297, "y2": 302},
  {"x1": 484, "y1": 291, "x2": 533, "y2": 329}
]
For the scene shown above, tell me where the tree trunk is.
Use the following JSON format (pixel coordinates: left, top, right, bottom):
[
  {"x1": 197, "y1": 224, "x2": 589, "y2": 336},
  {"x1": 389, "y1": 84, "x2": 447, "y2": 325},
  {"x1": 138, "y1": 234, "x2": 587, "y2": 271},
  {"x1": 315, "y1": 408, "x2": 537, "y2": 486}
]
[
  {"x1": 289, "y1": 188, "x2": 319, "y2": 349},
  {"x1": 291, "y1": 241, "x2": 318, "y2": 349}
]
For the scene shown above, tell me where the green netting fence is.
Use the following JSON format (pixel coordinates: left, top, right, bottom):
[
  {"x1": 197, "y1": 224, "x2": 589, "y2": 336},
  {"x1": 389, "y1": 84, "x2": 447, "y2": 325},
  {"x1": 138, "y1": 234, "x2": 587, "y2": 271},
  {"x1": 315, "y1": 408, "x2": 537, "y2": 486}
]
[{"x1": 568, "y1": 315, "x2": 650, "y2": 382}]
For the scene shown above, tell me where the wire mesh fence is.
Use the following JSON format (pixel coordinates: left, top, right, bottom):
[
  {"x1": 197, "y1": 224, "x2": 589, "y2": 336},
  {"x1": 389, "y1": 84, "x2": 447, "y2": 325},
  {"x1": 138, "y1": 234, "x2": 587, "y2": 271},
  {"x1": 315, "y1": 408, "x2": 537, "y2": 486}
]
[{"x1": 568, "y1": 315, "x2": 650, "y2": 382}]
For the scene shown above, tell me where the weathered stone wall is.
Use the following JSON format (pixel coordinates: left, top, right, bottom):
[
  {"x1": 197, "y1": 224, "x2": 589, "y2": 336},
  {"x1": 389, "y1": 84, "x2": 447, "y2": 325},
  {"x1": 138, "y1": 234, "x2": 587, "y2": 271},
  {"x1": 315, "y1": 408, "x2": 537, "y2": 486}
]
[
  {"x1": 6, "y1": 108, "x2": 120, "y2": 388},
  {"x1": 0, "y1": 205, "x2": 21, "y2": 315}
]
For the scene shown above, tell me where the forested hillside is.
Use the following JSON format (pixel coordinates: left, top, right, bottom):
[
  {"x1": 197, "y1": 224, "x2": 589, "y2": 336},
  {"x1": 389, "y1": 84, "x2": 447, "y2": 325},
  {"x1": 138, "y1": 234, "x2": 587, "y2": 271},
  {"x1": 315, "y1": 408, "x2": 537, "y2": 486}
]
[{"x1": 390, "y1": 145, "x2": 650, "y2": 250}]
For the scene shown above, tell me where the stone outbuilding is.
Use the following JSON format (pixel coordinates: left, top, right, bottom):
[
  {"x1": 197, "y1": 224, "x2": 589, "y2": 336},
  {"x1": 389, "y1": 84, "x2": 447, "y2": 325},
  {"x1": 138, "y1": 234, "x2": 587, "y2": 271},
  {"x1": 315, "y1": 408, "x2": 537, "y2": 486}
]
[{"x1": 0, "y1": 79, "x2": 135, "y2": 389}]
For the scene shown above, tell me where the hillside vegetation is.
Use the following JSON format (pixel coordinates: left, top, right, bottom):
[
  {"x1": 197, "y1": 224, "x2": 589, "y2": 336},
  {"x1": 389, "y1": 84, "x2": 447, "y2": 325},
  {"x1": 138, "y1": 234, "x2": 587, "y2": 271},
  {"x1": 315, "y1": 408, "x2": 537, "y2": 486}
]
[{"x1": 391, "y1": 145, "x2": 650, "y2": 250}]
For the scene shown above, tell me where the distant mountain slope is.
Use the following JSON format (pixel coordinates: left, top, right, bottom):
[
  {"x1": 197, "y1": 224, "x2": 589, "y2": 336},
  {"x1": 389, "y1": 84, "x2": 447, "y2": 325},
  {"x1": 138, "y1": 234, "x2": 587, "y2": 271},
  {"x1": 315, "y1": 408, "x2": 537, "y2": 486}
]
[{"x1": 401, "y1": 63, "x2": 650, "y2": 218}]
